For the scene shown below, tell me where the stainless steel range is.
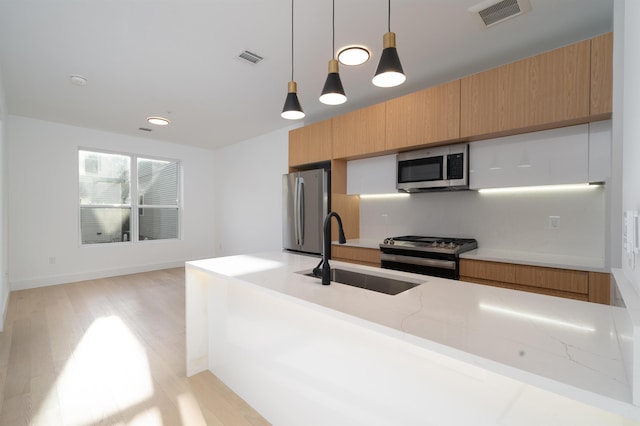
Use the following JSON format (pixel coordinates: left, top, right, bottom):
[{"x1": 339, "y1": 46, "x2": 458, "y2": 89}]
[{"x1": 379, "y1": 236, "x2": 478, "y2": 280}]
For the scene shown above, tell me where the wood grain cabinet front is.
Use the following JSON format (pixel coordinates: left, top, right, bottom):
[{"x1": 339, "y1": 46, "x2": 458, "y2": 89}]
[
  {"x1": 460, "y1": 258, "x2": 610, "y2": 304},
  {"x1": 288, "y1": 119, "x2": 332, "y2": 167},
  {"x1": 590, "y1": 32, "x2": 613, "y2": 118},
  {"x1": 460, "y1": 40, "x2": 591, "y2": 139},
  {"x1": 385, "y1": 80, "x2": 461, "y2": 150},
  {"x1": 332, "y1": 103, "x2": 386, "y2": 159},
  {"x1": 332, "y1": 245, "x2": 381, "y2": 268}
]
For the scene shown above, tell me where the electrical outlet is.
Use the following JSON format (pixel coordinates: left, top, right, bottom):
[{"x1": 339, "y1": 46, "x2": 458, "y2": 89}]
[
  {"x1": 381, "y1": 214, "x2": 389, "y2": 225},
  {"x1": 548, "y1": 216, "x2": 560, "y2": 229},
  {"x1": 49, "y1": 256, "x2": 56, "y2": 265}
]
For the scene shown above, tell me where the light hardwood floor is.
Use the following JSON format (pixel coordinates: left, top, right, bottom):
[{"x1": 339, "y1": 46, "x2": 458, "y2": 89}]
[{"x1": 0, "y1": 268, "x2": 270, "y2": 426}]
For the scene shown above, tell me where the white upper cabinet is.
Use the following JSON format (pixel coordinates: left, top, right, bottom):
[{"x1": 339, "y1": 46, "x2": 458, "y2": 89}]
[
  {"x1": 588, "y1": 119, "x2": 612, "y2": 183},
  {"x1": 347, "y1": 154, "x2": 397, "y2": 195},
  {"x1": 469, "y1": 124, "x2": 590, "y2": 190}
]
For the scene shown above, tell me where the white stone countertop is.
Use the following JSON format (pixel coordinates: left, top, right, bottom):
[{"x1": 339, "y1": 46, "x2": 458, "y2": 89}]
[
  {"x1": 186, "y1": 251, "x2": 638, "y2": 420},
  {"x1": 334, "y1": 239, "x2": 607, "y2": 272}
]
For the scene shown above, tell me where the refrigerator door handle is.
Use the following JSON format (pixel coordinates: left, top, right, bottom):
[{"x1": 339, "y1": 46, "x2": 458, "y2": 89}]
[
  {"x1": 294, "y1": 177, "x2": 300, "y2": 245},
  {"x1": 299, "y1": 179, "x2": 305, "y2": 245}
]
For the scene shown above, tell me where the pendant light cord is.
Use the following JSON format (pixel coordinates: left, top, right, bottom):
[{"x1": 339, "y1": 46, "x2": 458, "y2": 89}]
[
  {"x1": 387, "y1": 0, "x2": 391, "y2": 32},
  {"x1": 332, "y1": 0, "x2": 335, "y2": 59},
  {"x1": 291, "y1": 0, "x2": 294, "y2": 81}
]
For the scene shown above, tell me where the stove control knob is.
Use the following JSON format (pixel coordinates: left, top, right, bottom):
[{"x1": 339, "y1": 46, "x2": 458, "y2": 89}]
[
  {"x1": 448, "y1": 242, "x2": 456, "y2": 249},
  {"x1": 440, "y1": 242, "x2": 447, "y2": 248},
  {"x1": 431, "y1": 241, "x2": 439, "y2": 247},
  {"x1": 383, "y1": 238, "x2": 394, "y2": 245}
]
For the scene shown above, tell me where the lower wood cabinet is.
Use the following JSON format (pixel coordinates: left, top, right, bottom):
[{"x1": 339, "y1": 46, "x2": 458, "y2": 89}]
[
  {"x1": 332, "y1": 246, "x2": 381, "y2": 268},
  {"x1": 460, "y1": 259, "x2": 610, "y2": 304}
]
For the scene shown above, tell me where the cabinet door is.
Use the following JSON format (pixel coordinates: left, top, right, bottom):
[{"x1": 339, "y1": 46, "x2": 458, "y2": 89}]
[
  {"x1": 590, "y1": 32, "x2": 613, "y2": 118},
  {"x1": 288, "y1": 119, "x2": 332, "y2": 167},
  {"x1": 514, "y1": 265, "x2": 588, "y2": 294},
  {"x1": 332, "y1": 103, "x2": 386, "y2": 159},
  {"x1": 347, "y1": 154, "x2": 396, "y2": 195},
  {"x1": 588, "y1": 120, "x2": 611, "y2": 183},
  {"x1": 469, "y1": 124, "x2": 589, "y2": 190},
  {"x1": 332, "y1": 245, "x2": 381, "y2": 267},
  {"x1": 386, "y1": 80, "x2": 460, "y2": 150},
  {"x1": 459, "y1": 259, "x2": 516, "y2": 283},
  {"x1": 461, "y1": 40, "x2": 590, "y2": 138}
]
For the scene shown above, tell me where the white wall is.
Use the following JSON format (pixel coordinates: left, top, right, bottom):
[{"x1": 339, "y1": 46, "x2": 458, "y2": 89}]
[
  {"x1": 360, "y1": 188, "x2": 605, "y2": 259},
  {"x1": 212, "y1": 125, "x2": 293, "y2": 256},
  {"x1": 0, "y1": 67, "x2": 7, "y2": 331},
  {"x1": 618, "y1": 0, "x2": 640, "y2": 290},
  {"x1": 7, "y1": 115, "x2": 217, "y2": 290}
]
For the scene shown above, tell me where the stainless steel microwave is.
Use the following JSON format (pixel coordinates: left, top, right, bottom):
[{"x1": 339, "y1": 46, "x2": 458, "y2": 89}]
[{"x1": 396, "y1": 143, "x2": 469, "y2": 192}]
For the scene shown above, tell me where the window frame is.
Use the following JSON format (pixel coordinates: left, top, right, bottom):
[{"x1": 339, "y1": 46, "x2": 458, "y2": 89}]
[{"x1": 78, "y1": 148, "x2": 182, "y2": 246}]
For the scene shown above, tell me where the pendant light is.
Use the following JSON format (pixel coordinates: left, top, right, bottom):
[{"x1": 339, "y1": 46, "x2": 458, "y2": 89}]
[
  {"x1": 372, "y1": 0, "x2": 406, "y2": 88},
  {"x1": 282, "y1": 0, "x2": 305, "y2": 120},
  {"x1": 319, "y1": 0, "x2": 347, "y2": 105}
]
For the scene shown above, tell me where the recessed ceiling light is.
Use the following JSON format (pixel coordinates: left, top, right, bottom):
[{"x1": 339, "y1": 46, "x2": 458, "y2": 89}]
[
  {"x1": 147, "y1": 117, "x2": 170, "y2": 126},
  {"x1": 337, "y1": 46, "x2": 370, "y2": 66},
  {"x1": 69, "y1": 75, "x2": 87, "y2": 86}
]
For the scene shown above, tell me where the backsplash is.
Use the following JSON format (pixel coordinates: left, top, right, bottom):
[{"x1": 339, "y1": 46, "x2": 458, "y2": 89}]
[{"x1": 359, "y1": 187, "x2": 605, "y2": 259}]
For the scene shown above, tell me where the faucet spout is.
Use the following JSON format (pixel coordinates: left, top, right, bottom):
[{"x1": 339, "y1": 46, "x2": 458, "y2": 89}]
[{"x1": 313, "y1": 211, "x2": 346, "y2": 285}]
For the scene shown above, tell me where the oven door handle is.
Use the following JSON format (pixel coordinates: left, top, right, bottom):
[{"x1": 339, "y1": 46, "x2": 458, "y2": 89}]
[{"x1": 380, "y1": 253, "x2": 456, "y2": 270}]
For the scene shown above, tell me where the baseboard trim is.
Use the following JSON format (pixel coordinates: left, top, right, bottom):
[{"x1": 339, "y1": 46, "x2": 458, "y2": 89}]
[{"x1": 10, "y1": 261, "x2": 186, "y2": 291}]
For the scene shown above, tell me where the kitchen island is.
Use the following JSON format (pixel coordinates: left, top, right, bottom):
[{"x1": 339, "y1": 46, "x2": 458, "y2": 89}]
[{"x1": 186, "y1": 251, "x2": 639, "y2": 425}]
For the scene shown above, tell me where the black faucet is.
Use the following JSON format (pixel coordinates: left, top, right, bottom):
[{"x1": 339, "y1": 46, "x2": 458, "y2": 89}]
[{"x1": 313, "y1": 211, "x2": 346, "y2": 285}]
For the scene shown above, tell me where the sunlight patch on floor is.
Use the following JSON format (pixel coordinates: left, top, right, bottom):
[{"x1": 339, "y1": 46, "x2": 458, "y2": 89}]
[
  {"x1": 34, "y1": 315, "x2": 155, "y2": 425},
  {"x1": 127, "y1": 406, "x2": 163, "y2": 426},
  {"x1": 177, "y1": 392, "x2": 207, "y2": 426}
]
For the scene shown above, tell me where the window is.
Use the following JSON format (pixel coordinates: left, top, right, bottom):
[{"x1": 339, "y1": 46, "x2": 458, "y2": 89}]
[{"x1": 79, "y1": 150, "x2": 180, "y2": 244}]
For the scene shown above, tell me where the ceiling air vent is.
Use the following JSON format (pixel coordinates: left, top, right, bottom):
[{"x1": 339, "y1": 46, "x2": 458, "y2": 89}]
[
  {"x1": 469, "y1": 0, "x2": 531, "y2": 28},
  {"x1": 238, "y1": 50, "x2": 264, "y2": 64}
]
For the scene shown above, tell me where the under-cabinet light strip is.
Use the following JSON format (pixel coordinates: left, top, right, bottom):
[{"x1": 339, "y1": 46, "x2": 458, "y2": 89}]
[
  {"x1": 477, "y1": 183, "x2": 602, "y2": 194},
  {"x1": 359, "y1": 193, "x2": 411, "y2": 199}
]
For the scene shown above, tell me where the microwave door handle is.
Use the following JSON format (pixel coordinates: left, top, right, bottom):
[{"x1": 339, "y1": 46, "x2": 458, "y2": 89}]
[{"x1": 443, "y1": 154, "x2": 449, "y2": 181}]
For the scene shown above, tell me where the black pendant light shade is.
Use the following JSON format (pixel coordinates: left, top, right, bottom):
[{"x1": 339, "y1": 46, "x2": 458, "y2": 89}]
[
  {"x1": 320, "y1": 59, "x2": 347, "y2": 105},
  {"x1": 282, "y1": 0, "x2": 305, "y2": 120},
  {"x1": 282, "y1": 81, "x2": 305, "y2": 120},
  {"x1": 373, "y1": 32, "x2": 406, "y2": 88},
  {"x1": 373, "y1": 0, "x2": 406, "y2": 88}
]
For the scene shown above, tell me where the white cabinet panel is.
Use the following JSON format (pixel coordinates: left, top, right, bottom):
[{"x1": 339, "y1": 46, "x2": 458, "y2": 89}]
[
  {"x1": 347, "y1": 154, "x2": 397, "y2": 195},
  {"x1": 588, "y1": 120, "x2": 612, "y2": 183},
  {"x1": 469, "y1": 124, "x2": 589, "y2": 190}
]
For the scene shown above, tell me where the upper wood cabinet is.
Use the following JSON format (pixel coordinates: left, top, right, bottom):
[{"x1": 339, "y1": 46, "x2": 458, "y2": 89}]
[
  {"x1": 460, "y1": 40, "x2": 591, "y2": 138},
  {"x1": 590, "y1": 32, "x2": 613, "y2": 118},
  {"x1": 288, "y1": 119, "x2": 332, "y2": 167},
  {"x1": 386, "y1": 80, "x2": 461, "y2": 150},
  {"x1": 332, "y1": 103, "x2": 386, "y2": 159}
]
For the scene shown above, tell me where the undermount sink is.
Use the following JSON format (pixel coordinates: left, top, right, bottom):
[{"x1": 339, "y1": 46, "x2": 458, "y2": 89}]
[{"x1": 298, "y1": 268, "x2": 424, "y2": 295}]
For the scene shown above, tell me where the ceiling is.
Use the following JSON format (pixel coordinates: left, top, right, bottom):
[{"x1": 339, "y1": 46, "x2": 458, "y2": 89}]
[{"x1": 0, "y1": 0, "x2": 613, "y2": 151}]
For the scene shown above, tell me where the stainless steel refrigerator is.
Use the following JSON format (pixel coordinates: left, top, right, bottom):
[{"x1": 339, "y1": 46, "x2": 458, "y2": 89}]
[{"x1": 282, "y1": 168, "x2": 329, "y2": 255}]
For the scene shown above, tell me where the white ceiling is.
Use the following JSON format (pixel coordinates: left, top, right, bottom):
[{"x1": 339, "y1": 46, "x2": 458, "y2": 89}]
[{"x1": 0, "y1": 0, "x2": 612, "y2": 150}]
